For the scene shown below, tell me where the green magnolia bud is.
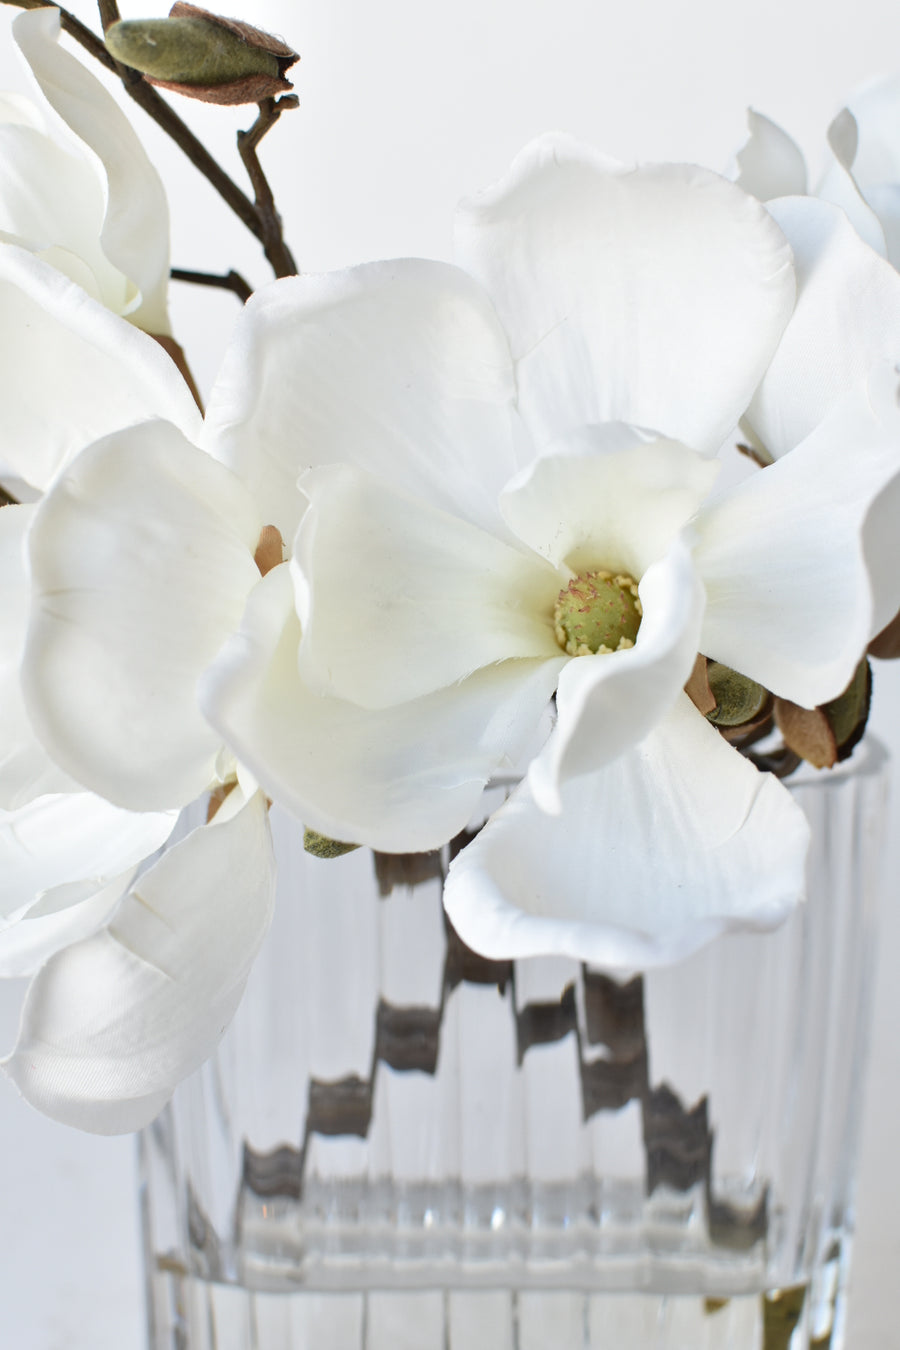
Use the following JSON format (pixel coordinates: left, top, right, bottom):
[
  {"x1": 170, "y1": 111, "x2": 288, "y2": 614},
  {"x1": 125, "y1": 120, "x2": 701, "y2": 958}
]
[
  {"x1": 105, "y1": 5, "x2": 298, "y2": 105},
  {"x1": 705, "y1": 661, "x2": 768, "y2": 728},
  {"x1": 303, "y1": 829, "x2": 359, "y2": 859}
]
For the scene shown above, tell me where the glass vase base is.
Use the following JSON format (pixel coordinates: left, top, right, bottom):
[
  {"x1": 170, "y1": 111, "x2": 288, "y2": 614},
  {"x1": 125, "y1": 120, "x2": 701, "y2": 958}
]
[{"x1": 145, "y1": 1251, "x2": 849, "y2": 1349}]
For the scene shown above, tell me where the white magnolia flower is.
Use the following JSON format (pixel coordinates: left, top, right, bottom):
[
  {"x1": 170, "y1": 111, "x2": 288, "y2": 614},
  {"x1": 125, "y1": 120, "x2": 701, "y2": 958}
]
[
  {"x1": 1, "y1": 7, "x2": 171, "y2": 331},
  {"x1": 732, "y1": 96, "x2": 900, "y2": 508},
  {"x1": 0, "y1": 9, "x2": 199, "y2": 497},
  {"x1": 734, "y1": 84, "x2": 900, "y2": 266},
  {"x1": 187, "y1": 139, "x2": 897, "y2": 968},
  {"x1": 2, "y1": 787, "x2": 275, "y2": 1134},
  {"x1": 1, "y1": 481, "x2": 277, "y2": 1133}
]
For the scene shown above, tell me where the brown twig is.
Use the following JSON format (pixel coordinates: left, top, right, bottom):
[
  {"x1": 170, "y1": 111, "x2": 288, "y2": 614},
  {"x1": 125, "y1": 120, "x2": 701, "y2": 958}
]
[
  {"x1": 170, "y1": 266, "x2": 253, "y2": 302},
  {"x1": 237, "y1": 97, "x2": 299, "y2": 278},
  {"x1": 96, "y1": 0, "x2": 118, "y2": 31}
]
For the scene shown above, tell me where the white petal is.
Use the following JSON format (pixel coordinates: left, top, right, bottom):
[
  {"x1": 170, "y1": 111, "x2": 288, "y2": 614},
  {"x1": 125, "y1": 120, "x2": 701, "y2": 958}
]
[
  {"x1": 0, "y1": 122, "x2": 115, "y2": 297},
  {"x1": 3, "y1": 792, "x2": 275, "y2": 1134},
  {"x1": 0, "y1": 791, "x2": 175, "y2": 923},
  {"x1": 444, "y1": 695, "x2": 809, "y2": 969},
  {"x1": 0, "y1": 92, "x2": 44, "y2": 130},
  {"x1": 200, "y1": 565, "x2": 565, "y2": 852},
  {"x1": 839, "y1": 75, "x2": 900, "y2": 267},
  {"x1": 295, "y1": 464, "x2": 561, "y2": 708},
  {"x1": 0, "y1": 871, "x2": 132, "y2": 978},
  {"x1": 499, "y1": 428, "x2": 718, "y2": 575},
  {"x1": 698, "y1": 368, "x2": 900, "y2": 704},
  {"x1": 24, "y1": 422, "x2": 261, "y2": 810},
  {"x1": 0, "y1": 503, "x2": 78, "y2": 806},
  {"x1": 746, "y1": 197, "x2": 900, "y2": 459},
  {"x1": 816, "y1": 109, "x2": 887, "y2": 258},
  {"x1": 732, "y1": 109, "x2": 808, "y2": 201},
  {"x1": 455, "y1": 134, "x2": 795, "y2": 454},
  {"x1": 0, "y1": 245, "x2": 200, "y2": 490},
  {"x1": 13, "y1": 9, "x2": 171, "y2": 332},
  {"x1": 203, "y1": 261, "x2": 524, "y2": 541},
  {"x1": 529, "y1": 538, "x2": 705, "y2": 811}
]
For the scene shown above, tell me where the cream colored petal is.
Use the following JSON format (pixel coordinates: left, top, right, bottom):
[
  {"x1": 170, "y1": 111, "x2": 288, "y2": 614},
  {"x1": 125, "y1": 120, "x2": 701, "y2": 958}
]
[
  {"x1": 24, "y1": 421, "x2": 261, "y2": 810},
  {"x1": 444, "y1": 695, "x2": 809, "y2": 969},
  {"x1": 200, "y1": 565, "x2": 565, "y2": 852},
  {"x1": 3, "y1": 792, "x2": 275, "y2": 1133}
]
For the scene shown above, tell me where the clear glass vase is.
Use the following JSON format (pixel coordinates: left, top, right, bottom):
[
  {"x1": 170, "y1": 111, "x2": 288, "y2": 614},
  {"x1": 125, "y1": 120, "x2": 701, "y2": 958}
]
[{"x1": 140, "y1": 740, "x2": 888, "y2": 1350}]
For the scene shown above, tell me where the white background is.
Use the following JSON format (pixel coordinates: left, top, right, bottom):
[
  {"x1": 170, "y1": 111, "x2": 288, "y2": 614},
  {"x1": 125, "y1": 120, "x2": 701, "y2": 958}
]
[{"x1": 1, "y1": 0, "x2": 900, "y2": 1345}]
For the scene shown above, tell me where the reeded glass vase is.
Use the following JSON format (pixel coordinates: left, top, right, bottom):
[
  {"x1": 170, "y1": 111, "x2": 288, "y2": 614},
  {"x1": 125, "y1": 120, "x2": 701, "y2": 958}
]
[{"x1": 140, "y1": 740, "x2": 888, "y2": 1350}]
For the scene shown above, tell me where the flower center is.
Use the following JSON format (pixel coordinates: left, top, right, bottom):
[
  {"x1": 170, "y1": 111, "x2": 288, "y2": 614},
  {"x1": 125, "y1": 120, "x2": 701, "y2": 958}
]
[{"x1": 553, "y1": 569, "x2": 642, "y2": 656}]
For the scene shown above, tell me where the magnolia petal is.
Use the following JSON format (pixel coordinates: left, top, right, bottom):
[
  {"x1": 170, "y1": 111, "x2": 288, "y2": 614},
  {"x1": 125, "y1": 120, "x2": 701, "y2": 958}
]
[
  {"x1": 529, "y1": 538, "x2": 705, "y2": 811},
  {"x1": 203, "y1": 260, "x2": 524, "y2": 540},
  {"x1": 0, "y1": 245, "x2": 200, "y2": 490},
  {"x1": 200, "y1": 565, "x2": 566, "y2": 852},
  {"x1": 295, "y1": 464, "x2": 561, "y2": 709},
  {"x1": 0, "y1": 92, "x2": 44, "y2": 130},
  {"x1": 24, "y1": 421, "x2": 261, "y2": 811},
  {"x1": 838, "y1": 74, "x2": 900, "y2": 267},
  {"x1": 0, "y1": 791, "x2": 175, "y2": 923},
  {"x1": 0, "y1": 870, "x2": 133, "y2": 978},
  {"x1": 733, "y1": 109, "x2": 808, "y2": 201},
  {"x1": 13, "y1": 8, "x2": 171, "y2": 332},
  {"x1": 3, "y1": 791, "x2": 275, "y2": 1133},
  {"x1": 698, "y1": 370, "x2": 900, "y2": 705},
  {"x1": 0, "y1": 503, "x2": 79, "y2": 806},
  {"x1": 455, "y1": 134, "x2": 795, "y2": 454},
  {"x1": 816, "y1": 109, "x2": 887, "y2": 258},
  {"x1": 444, "y1": 694, "x2": 809, "y2": 969},
  {"x1": 746, "y1": 198, "x2": 900, "y2": 459},
  {"x1": 499, "y1": 429, "x2": 718, "y2": 576},
  {"x1": 0, "y1": 122, "x2": 115, "y2": 295}
]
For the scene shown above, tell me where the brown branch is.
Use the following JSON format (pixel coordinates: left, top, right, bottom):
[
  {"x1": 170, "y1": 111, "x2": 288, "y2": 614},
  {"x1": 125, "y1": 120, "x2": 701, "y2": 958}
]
[
  {"x1": 171, "y1": 266, "x2": 253, "y2": 303},
  {"x1": 97, "y1": 0, "x2": 119, "y2": 32},
  {"x1": 237, "y1": 97, "x2": 298, "y2": 278}
]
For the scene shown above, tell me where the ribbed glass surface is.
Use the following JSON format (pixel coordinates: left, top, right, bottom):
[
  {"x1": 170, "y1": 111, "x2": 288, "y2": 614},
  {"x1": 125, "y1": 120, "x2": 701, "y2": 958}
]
[{"x1": 140, "y1": 741, "x2": 888, "y2": 1349}]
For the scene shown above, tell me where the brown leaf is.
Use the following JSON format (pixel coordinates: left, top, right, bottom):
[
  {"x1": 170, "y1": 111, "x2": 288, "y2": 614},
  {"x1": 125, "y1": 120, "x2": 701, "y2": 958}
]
[
  {"x1": 774, "y1": 699, "x2": 837, "y2": 769},
  {"x1": 253, "y1": 524, "x2": 285, "y2": 577},
  {"x1": 145, "y1": 71, "x2": 294, "y2": 104},
  {"x1": 869, "y1": 606, "x2": 900, "y2": 659},
  {"x1": 684, "y1": 653, "x2": 715, "y2": 715}
]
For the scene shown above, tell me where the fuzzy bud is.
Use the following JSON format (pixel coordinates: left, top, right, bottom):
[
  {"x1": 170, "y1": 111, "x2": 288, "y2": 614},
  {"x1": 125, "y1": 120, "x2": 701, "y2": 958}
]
[{"x1": 105, "y1": 5, "x2": 298, "y2": 105}]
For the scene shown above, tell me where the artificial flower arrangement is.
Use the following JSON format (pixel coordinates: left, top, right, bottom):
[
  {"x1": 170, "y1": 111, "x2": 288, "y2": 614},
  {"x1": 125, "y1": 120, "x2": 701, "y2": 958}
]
[{"x1": 1, "y1": 1, "x2": 900, "y2": 1137}]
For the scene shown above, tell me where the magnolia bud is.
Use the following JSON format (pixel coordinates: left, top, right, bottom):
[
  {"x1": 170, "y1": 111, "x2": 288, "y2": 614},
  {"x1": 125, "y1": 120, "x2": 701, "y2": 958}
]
[
  {"x1": 105, "y1": 4, "x2": 299, "y2": 105},
  {"x1": 705, "y1": 661, "x2": 768, "y2": 728}
]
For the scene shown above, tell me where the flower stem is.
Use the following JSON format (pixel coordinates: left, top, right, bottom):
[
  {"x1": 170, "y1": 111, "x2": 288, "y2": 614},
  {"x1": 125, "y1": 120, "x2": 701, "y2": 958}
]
[
  {"x1": 170, "y1": 267, "x2": 254, "y2": 303},
  {"x1": 237, "y1": 97, "x2": 299, "y2": 278}
]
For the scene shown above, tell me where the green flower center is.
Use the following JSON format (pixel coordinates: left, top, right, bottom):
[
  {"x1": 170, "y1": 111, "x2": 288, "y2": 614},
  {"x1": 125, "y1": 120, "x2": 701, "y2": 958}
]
[{"x1": 553, "y1": 569, "x2": 643, "y2": 656}]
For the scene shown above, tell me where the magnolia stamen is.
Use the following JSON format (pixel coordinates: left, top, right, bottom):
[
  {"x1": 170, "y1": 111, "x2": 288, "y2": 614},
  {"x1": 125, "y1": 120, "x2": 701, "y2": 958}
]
[{"x1": 553, "y1": 568, "x2": 642, "y2": 657}]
